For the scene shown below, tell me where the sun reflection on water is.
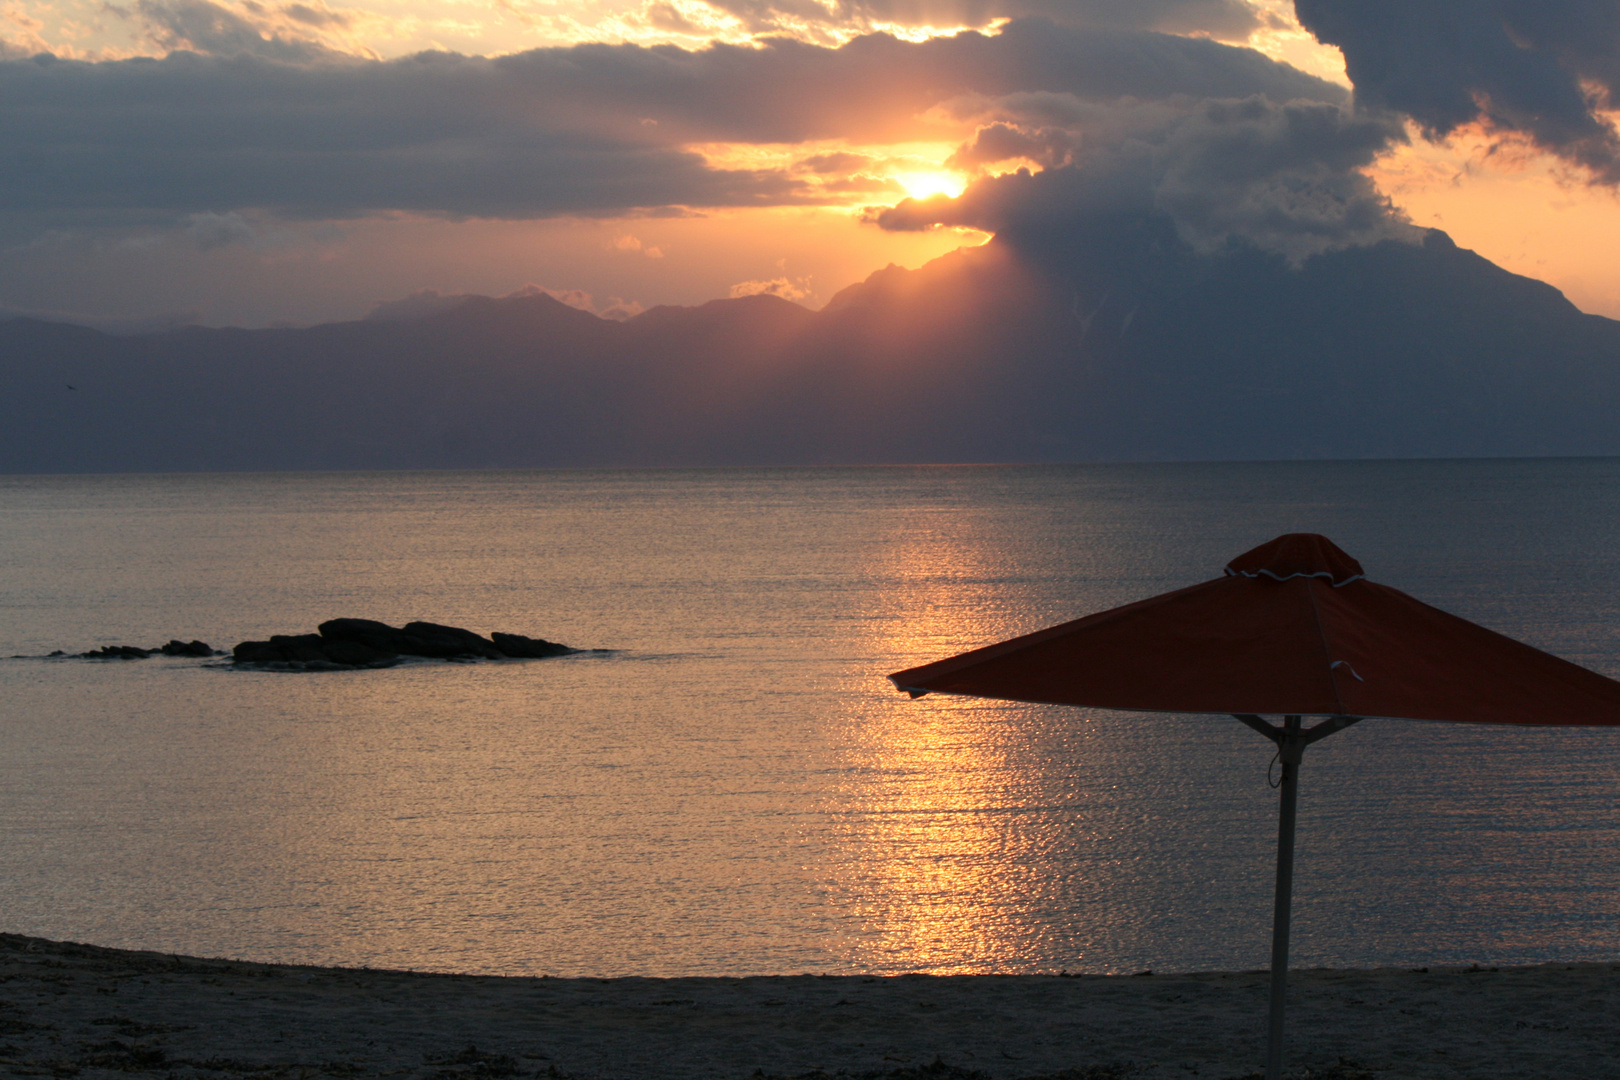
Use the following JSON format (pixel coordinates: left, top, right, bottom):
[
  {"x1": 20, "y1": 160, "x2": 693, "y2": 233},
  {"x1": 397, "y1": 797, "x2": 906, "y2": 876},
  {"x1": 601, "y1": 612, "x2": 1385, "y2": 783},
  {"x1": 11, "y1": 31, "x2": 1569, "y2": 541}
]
[{"x1": 813, "y1": 512, "x2": 1096, "y2": 973}]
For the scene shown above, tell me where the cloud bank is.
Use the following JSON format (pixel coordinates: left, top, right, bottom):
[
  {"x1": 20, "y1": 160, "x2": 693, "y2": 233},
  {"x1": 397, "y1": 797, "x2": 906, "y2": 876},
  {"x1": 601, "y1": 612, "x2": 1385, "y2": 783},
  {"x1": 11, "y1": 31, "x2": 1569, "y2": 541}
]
[
  {"x1": 0, "y1": 15, "x2": 1341, "y2": 229},
  {"x1": 1296, "y1": 0, "x2": 1620, "y2": 182},
  {"x1": 701, "y1": 0, "x2": 1266, "y2": 42},
  {"x1": 880, "y1": 95, "x2": 1416, "y2": 264},
  {"x1": 3, "y1": 0, "x2": 1279, "y2": 62}
]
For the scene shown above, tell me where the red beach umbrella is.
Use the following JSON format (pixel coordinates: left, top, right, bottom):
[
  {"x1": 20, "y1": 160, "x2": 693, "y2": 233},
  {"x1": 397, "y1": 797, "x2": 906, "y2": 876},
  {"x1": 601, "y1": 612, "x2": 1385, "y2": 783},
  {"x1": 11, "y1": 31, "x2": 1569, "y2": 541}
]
[{"x1": 888, "y1": 533, "x2": 1620, "y2": 1080}]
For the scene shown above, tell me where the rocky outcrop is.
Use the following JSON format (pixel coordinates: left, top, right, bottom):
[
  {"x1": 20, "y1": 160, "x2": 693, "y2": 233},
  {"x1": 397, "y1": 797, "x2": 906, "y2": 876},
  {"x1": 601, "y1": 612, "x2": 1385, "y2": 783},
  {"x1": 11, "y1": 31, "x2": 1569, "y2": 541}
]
[
  {"x1": 230, "y1": 620, "x2": 575, "y2": 668},
  {"x1": 80, "y1": 645, "x2": 154, "y2": 660},
  {"x1": 489, "y1": 632, "x2": 573, "y2": 659},
  {"x1": 77, "y1": 639, "x2": 218, "y2": 659},
  {"x1": 163, "y1": 639, "x2": 217, "y2": 657}
]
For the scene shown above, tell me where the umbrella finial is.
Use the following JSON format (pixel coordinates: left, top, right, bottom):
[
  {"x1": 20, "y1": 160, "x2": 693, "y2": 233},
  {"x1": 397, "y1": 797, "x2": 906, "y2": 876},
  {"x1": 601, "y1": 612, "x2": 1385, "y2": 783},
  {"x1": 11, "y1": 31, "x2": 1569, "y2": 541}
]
[{"x1": 1225, "y1": 533, "x2": 1364, "y2": 587}]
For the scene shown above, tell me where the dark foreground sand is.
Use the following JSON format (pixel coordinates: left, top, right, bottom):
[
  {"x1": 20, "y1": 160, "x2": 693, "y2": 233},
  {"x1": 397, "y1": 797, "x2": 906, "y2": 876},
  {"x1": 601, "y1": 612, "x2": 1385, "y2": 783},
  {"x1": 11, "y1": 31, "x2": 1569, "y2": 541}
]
[{"x1": 1, "y1": 934, "x2": 1615, "y2": 1080}]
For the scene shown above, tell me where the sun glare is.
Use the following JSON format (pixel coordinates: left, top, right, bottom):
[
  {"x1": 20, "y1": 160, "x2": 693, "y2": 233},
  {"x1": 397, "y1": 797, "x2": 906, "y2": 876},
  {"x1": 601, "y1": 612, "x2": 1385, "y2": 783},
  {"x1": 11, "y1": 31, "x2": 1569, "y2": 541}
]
[{"x1": 895, "y1": 171, "x2": 967, "y2": 200}]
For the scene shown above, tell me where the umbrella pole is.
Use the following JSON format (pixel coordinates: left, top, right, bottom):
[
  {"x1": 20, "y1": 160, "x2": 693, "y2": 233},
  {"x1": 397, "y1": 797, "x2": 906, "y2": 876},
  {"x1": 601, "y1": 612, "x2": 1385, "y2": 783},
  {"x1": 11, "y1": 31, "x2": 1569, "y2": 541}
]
[
  {"x1": 1265, "y1": 715, "x2": 1303, "y2": 1080},
  {"x1": 1234, "y1": 712, "x2": 1360, "y2": 1080}
]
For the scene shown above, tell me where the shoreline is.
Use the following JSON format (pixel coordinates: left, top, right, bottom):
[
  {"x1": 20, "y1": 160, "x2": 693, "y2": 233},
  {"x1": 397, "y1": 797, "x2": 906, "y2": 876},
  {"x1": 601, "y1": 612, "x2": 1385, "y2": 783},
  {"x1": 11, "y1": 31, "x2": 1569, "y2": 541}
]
[{"x1": 3, "y1": 934, "x2": 1616, "y2": 1079}]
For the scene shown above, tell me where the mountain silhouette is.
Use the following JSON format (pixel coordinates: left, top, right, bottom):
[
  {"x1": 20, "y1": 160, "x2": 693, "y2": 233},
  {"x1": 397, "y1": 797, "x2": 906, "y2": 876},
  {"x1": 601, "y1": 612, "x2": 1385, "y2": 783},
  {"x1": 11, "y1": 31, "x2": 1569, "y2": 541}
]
[{"x1": 5, "y1": 227, "x2": 1619, "y2": 472}]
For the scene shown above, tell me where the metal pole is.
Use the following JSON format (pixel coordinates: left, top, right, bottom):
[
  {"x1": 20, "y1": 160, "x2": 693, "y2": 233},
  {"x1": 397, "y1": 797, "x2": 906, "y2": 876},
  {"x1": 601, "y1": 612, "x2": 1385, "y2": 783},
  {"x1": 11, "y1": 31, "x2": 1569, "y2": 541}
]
[{"x1": 1265, "y1": 716, "x2": 1303, "y2": 1080}]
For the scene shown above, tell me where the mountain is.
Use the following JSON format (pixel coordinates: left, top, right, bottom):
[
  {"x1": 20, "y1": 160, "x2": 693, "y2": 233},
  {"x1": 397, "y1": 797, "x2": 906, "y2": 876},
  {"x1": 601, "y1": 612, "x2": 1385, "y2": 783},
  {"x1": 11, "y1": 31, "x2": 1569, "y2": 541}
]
[{"x1": 5, "y1": 228, "x2": 1620, "y2": 472}]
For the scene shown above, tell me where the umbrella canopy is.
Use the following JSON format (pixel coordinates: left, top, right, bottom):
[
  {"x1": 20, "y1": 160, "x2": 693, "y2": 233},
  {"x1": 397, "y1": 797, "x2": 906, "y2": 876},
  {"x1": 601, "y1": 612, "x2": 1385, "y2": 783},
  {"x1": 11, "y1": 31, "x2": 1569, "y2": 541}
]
[
  {"x1": 891, "y1": 532, "x2": 1620, "y2": 725},
  {"x1": 887, "y1": 533, "x2": 1620, "y2": 1080}
]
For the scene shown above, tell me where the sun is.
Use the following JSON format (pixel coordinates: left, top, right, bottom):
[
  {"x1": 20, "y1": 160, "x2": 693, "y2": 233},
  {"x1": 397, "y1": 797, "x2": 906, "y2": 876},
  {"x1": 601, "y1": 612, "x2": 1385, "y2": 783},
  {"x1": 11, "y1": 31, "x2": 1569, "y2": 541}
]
[{"x1": 894, "y1": 171, "x2": 967, "y2": 199}]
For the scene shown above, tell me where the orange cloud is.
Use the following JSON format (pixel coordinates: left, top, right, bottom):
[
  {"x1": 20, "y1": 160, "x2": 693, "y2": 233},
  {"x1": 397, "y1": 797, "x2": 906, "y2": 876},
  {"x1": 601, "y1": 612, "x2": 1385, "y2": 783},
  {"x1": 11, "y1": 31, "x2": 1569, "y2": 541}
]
[{"x1": 729, "y1": 275, "x2": 811, "y2": 302}]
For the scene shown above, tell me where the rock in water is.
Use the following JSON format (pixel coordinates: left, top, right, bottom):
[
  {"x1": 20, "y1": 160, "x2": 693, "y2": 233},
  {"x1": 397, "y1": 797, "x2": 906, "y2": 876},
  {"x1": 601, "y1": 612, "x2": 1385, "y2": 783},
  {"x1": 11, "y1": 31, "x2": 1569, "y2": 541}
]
[
  {"x1": 232, "y1": 634, "x2": 398, "y2": 668},
  {"x1": 316, "y1": 618, "x2": 411, "y2": 653},
  {"x1": 315, "y1": 618, "x2": 483, "y2": 659},
  {"x1": 402, "y1": 621, "x2": 505, "y2": 659},
  {"x1": 233, "y1": 619, "x2": 577, "y2": 668},
  {"x1": 268, "y1": 634, "x2": 334, "y2": 663},
  {"x1": 231, "y1": 640, "x2": 283, "y2": 664},
  {"x1": 79, "y1": 645, "x2": 152, "y2": 659},
  {"x1": 159, "y1": 639, "x2": 215, "y2": 657},
  {"x1": 490, "y1": 632, "x2": 574, "y2": 659},
  {"x1": 68, "y1": 639, "x2": 215, "y2": 660},
  {"x1": 320, "y1": 638, "x2": 396, "y2": 667}
]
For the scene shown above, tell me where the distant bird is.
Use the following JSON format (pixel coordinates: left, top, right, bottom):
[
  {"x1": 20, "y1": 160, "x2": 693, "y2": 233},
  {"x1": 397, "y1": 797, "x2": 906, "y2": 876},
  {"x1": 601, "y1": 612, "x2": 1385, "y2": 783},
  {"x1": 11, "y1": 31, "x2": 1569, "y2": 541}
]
[{"x1": 66, "y1": 384, "x2": 76, "y2": 390}]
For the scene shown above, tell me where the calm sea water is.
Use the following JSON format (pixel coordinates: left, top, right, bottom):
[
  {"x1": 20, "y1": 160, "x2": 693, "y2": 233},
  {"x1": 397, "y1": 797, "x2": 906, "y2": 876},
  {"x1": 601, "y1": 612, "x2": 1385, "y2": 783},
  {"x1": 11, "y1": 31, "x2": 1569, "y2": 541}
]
[{"x1": 2, "y1": 461, "x2": 1619, "y2": 977}]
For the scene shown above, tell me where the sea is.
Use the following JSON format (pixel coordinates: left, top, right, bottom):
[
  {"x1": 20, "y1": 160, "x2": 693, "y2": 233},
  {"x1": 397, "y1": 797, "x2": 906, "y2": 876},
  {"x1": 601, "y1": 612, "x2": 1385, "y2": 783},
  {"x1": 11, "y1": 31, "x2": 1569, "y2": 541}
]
[{"x1": 2, "y1": 460, "x2": 1619, "y2": 979}]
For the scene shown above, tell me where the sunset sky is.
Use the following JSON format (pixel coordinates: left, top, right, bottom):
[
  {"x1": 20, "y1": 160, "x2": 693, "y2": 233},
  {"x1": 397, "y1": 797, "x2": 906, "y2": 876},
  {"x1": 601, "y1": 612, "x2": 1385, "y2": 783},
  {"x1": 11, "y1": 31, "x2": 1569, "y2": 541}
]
[{"x1": 2, "y1": 0, "x2": 1619, "y2": 329}]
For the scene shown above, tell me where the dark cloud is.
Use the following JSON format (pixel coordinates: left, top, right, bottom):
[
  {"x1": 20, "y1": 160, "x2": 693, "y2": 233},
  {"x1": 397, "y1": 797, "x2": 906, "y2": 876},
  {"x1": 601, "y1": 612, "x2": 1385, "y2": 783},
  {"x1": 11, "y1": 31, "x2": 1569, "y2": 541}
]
[
  {"x1": 183, "y1": 209, "x2": 259, "y2": 248},
  {"x1": 1153, "y1": 98, "x2": 1413, "y2": 259},
  {"x1": 945, "y1": 121, "x2": 1079, "y2": 169},
  {"x1": 483, "y1": 18, "x2": 1339, "y2": 145},
  {"x1": 277, "y1": 2, "x2": 355, "y2": 28},
  {"x1": 703, "y1": 0, "x2": 1263, "y2": 42},
  {"x1": 645, "y1": 1, "x2": 706, "y2": 34},
  {"x1": 881, "y1": 96, "x2": 1416, "y2": 263},
  {"x1": 132, "y1": 0, "x2": 334, "y2": 60},
  {"x1": 1296, "y1": 0, "x2": 1620, "y2": 181},
  {"x1": 0, "y1": 17, "x2": 1341, "y2": 222}
]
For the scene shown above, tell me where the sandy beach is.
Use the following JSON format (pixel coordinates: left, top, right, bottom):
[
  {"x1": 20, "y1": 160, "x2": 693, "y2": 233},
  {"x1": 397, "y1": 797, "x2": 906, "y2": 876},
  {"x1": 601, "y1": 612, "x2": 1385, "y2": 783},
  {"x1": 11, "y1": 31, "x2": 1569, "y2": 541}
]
[{"x1": 1, "y1": 934, "x2": 1615, "y2": 1080}]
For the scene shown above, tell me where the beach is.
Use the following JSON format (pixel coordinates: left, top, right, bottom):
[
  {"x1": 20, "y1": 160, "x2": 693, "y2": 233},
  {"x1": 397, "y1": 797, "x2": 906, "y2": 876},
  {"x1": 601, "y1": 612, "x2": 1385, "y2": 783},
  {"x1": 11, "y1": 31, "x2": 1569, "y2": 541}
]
[{"x1": 1, "y1": 934, "x2": 1615, "y2": 1080}]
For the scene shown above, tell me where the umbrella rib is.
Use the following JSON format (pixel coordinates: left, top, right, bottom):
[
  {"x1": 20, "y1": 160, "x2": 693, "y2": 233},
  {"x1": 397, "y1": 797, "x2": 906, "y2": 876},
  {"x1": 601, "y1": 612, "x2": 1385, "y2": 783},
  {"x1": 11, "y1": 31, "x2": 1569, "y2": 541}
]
[{"x1": 1303, "y1": 579, "x2": 1350, "y2": 715}]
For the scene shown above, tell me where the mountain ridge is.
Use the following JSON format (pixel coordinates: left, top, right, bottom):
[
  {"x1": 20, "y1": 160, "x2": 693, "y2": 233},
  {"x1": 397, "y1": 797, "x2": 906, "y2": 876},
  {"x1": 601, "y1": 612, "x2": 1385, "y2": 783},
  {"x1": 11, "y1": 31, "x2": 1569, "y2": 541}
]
[{"x1": 5, "y1": 228, "x2": 1619, "y2": 472}]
